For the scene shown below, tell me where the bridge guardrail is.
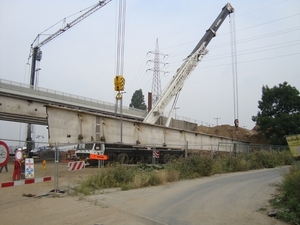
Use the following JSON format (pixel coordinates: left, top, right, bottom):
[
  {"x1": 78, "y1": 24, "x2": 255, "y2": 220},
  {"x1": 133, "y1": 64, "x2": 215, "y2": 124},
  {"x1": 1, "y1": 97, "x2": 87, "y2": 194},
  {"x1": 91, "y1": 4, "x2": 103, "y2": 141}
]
[{"x1": 0, "y1": 78, "x2": 147, "y2": 119}]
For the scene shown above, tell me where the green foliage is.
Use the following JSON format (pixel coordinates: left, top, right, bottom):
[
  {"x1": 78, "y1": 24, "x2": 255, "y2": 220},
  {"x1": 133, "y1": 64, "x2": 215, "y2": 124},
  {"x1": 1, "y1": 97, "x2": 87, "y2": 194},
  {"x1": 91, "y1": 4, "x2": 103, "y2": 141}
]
[
  {"x1": 271, "y1": 163, "x2": 300, "y2": 225},
  {"x1": 129, "y1": 89, "x2": 147, "y2": 110},
  {"x1": 165, "y1": 155, "x2": 214, "y2": 179},
  {"x1": 72, "y1": 149, "x2": 294, "y2": 225},
  {"x1": 225, "y1": 154, "x2": 251, "y2": 172},
  {"x1": 252, "y1": 82, "x2": 300, "y2": 145},
  {"x1": 254, "y1": 150, "x2": 278, "y2": 168},
  {"x1": 74, "y1": 150, "x2": 292, "y2": 196}
]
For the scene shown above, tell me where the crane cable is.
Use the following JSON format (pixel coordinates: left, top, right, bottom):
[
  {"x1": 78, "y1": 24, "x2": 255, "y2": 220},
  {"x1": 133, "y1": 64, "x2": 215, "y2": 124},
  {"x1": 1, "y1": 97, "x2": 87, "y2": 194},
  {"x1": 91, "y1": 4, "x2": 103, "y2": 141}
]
[
  {"x1": 229, "y1": 13, "x2": 239, "y2": 127},
  {"x1": 116, "y1": 0, "x2": 126, "y2": 76}
]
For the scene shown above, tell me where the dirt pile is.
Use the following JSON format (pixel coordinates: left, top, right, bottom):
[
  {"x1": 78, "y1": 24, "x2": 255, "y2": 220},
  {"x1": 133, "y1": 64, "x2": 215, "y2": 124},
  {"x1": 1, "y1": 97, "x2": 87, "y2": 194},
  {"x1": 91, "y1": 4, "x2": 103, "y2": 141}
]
[{"x1": 195, "y1": 124, "x2": 268, "y2": 144}]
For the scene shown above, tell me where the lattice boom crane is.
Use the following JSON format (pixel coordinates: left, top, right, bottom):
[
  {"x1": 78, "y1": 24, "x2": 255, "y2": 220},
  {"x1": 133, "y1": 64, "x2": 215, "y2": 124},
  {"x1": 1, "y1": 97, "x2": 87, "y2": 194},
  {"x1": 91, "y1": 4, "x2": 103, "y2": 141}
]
[{"x1": 28, "y1": 0, "x2": 112, "y2": 87}]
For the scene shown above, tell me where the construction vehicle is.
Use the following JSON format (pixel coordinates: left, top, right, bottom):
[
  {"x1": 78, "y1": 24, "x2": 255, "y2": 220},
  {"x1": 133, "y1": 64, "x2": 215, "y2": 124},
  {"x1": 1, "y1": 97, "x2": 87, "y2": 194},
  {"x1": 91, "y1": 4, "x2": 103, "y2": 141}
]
[
  {"x1": 75, "y1": 3, "x2": 234, "y2": 165},
  {"x1": 144, "y1": 3, "x2": 234, "y2": 126},
  {"x1": 286, "y1": 134, "x2": 300, "y2": 160},
  {"x1": 75, "y1": 142, "x2": 184, "y2": 166}
]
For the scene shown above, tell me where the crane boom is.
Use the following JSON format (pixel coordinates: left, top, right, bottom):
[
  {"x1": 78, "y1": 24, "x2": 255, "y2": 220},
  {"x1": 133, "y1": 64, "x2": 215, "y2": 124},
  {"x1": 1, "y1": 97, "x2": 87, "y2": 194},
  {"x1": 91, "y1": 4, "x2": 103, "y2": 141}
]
[
  {"x1": 29, "y1": 0, "x2": 112, "y2": 86},
  {"x1": 26, "y1": 0, "x2": 111, "y2": 152},
  {"x1": 143, "y1": 3, "x2": 234, "y2": 125}
]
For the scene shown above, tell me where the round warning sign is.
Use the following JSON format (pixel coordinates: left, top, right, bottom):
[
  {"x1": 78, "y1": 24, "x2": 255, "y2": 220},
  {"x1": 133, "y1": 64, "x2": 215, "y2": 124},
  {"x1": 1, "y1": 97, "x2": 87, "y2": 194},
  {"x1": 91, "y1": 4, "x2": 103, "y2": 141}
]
[
  {"x1": 15, "y1": 150, "x2": 23, "y2": 161},
  {"x1": 0, "y1": 141, "x2": 9, "y2": 167}
]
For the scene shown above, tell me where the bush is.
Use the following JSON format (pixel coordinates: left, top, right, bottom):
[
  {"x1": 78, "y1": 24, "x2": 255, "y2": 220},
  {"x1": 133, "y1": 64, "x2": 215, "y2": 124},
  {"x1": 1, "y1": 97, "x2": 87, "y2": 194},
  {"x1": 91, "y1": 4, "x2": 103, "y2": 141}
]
[
  {"x1": 271, "y1": 163, "x2": 300, "y2": 225},
  {"x1": 74, "y1": 150, "x2": 293, "y2": 196},
  {"x1": 212, "y1": 158, "x2": 225, "y2": 174}
]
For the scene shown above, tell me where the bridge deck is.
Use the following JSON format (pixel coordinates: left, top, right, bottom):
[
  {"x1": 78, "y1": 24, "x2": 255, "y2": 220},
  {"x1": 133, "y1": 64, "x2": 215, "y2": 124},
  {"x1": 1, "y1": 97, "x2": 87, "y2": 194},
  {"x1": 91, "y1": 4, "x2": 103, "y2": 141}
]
[{"x1": 0, "y1": 79, "x2": 147, "y2": 121}]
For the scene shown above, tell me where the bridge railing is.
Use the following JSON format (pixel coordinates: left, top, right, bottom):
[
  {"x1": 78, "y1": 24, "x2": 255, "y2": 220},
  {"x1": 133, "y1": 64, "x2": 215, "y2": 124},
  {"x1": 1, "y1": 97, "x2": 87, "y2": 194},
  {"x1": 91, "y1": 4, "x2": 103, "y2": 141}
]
[{"x1": 0, "y1": 78, "x2": 147, "y2": 118}]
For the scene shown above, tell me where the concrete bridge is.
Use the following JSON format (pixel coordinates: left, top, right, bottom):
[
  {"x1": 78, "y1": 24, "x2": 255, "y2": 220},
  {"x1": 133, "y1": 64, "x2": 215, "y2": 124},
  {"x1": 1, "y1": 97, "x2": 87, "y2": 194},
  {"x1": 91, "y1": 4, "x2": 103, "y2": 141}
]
[
  {"x1": 0, "y1": 79, "x2": 249, "y2": 152},
  {"x1": 0, "y1": 79, "x2": 147, "y2": 125}
]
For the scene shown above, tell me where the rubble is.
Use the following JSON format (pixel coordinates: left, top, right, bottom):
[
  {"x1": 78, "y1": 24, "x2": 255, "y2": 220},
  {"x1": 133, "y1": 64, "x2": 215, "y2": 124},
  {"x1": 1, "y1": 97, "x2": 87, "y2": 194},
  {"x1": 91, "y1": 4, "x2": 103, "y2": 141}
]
[{"x1": 195, "y1": 124, "x2": 268, "y2": 144}]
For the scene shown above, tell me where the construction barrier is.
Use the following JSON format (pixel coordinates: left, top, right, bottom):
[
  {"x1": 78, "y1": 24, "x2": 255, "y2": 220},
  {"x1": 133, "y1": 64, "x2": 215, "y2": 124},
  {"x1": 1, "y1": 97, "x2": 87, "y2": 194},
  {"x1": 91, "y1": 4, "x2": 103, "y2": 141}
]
[
  {"x1": 67, "y1": 161, "x2": 85, "y2": 171},
  {"x1": 1, "y1": 176, "x2": 51, "y2": 188}
]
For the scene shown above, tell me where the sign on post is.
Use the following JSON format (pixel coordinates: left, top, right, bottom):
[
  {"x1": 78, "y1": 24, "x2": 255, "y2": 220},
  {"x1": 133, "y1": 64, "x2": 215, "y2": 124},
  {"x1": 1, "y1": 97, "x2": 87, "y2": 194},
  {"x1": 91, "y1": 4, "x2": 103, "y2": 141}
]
[
  {"x1": 286, "y1": 134, "x2": 300, "y2": 159},
  {"x1": 25, "y1": 158, "x2": 34, "y2": 178},
  {"x1": 90, "y1": 154, "x2": 108, "y2": 160},
  {"x1": 0, "y1": 141, "x2": 9, "y2": 168},
  {"x1": 15, "y1": 149, "x2": 23, "y2": 161}
]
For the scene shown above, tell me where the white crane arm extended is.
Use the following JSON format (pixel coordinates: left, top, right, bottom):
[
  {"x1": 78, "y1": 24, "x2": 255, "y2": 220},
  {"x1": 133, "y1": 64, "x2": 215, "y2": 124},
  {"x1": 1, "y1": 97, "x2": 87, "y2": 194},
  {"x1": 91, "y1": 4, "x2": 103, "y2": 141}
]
[
  {"x1": 144, "y1": 44, "x2": 208, "y2": 124},
  {"x1": 143, "y1": 3, "x2": 234, "y2": 125}
]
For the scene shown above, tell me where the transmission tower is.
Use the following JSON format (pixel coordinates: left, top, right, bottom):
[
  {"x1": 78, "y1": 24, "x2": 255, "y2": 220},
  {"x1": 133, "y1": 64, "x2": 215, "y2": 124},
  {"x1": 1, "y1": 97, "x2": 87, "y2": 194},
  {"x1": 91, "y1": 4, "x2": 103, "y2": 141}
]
[{"x1": 147, "y1": 39, "x2": 168, "y2": 107}]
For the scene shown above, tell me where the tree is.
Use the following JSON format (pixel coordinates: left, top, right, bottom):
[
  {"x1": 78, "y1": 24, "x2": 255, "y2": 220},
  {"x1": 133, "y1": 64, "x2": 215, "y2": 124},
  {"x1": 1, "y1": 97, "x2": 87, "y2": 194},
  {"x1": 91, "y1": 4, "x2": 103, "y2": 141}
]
[
  {"x1": 129, "y1": 89, "x2": 147, "y2": 110},
  {"x1": 252, "y1": 82, "x2": 300, "y2": 145}
]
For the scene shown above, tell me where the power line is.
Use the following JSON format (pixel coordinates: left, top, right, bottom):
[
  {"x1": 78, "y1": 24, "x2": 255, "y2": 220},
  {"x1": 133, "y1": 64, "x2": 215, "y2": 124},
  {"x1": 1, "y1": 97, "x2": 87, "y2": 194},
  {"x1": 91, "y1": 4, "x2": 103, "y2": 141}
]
[
  {"x1": 161, "y1": 29, "x2": 300, "y2": 68},
  {"x1": 163, "y1": 26, "x2": 300, "y2": 62},
  {"x1": 160, "y1": 14, "x2": 300, "y2": 54},
  {"x1": 197, "y1": 52, "x2": 300, "y2": 70}
]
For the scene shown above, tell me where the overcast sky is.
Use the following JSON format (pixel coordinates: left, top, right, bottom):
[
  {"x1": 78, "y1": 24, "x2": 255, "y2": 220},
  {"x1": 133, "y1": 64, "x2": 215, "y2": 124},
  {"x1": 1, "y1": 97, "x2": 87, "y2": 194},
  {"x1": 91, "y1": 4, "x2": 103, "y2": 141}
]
[{"x1": 0, "y1": 0, "x2": 299, "y2": 145}]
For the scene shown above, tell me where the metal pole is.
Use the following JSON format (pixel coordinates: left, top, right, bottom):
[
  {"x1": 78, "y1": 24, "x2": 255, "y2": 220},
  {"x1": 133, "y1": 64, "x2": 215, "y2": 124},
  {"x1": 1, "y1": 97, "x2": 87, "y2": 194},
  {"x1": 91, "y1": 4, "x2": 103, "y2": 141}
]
[
  {"x1": 26, "y1": 47, "x2": 38, "y2": 152},
  {"x1": 30, "y1": 47, "x2": 38, "y2": 87},
  {"x1": 120, "y1": 95, "x2": 123, "y2": 143},
  {"x1": 185, "y1": 141, "x2": 188, "y2": 167},
  {"x1": 174, "y1": 107, "x2": 180, "y2": 119},
  {"x1": 54, "y1": 143, "x2": 59, "y2": 192},
  {"x1": 214, "y1": 117, "x2": 220, "y2": 126}
]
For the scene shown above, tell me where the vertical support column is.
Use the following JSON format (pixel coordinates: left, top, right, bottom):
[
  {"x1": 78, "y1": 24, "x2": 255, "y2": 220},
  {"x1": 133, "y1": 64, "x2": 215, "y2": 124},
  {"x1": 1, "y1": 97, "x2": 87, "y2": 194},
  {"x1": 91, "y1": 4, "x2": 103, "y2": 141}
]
[
  {"x1": 185, "y1": 141, "x2": 188, "y2": 167},
  {"x1": 54, "y1": 143, "x2": 59, "y2": 192}
]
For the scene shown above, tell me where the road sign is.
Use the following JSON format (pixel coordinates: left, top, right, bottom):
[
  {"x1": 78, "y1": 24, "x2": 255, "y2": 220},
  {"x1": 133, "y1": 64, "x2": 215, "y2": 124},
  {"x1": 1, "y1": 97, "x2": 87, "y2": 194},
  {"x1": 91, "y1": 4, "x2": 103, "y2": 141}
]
[
  {"x1": 15, "y1": 150, "x2": 23, "y2": 161},
  {"x1": 90, "y1": 153, "x2": 108, "y2": 160},
  {"x1": 286, "y1": 134, "x2": 300, "y2": 159},
  {"x1": 25, "y1": 158, "x2": 34, "y2": 178},
  {"x1": 0, "y1": 141, "x2": 9, "y2": 167}
]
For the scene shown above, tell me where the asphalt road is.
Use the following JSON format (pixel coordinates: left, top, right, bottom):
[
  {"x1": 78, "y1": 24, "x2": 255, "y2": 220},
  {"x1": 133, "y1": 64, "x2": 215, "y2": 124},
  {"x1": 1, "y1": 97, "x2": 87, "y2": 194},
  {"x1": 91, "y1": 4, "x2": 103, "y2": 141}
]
[{"x1": 91, "y1": 166, "x2": 290, "y2": 225}]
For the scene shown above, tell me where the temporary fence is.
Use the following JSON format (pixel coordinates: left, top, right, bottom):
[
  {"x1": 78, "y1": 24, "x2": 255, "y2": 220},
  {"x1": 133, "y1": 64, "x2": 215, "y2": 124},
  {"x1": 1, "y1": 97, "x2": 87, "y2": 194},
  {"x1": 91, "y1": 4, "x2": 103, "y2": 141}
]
[{"x1": 0, "y1": 138, "x2": 289, "y2": 204}]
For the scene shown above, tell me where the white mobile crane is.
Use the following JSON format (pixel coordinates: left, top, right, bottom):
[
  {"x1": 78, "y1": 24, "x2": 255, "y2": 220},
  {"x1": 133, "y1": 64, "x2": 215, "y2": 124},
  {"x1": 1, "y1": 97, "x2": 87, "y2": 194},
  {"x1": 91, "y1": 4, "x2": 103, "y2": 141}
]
[{"x1": 143, "y1": 3, "x2": 234, "y2": 126}]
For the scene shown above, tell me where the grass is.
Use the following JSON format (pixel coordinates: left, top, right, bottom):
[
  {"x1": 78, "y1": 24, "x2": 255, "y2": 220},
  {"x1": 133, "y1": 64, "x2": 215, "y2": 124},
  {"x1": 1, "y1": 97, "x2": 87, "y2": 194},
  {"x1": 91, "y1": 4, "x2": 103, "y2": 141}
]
[
  {"x1": 269, "y1": 162, "x2": 300, "y2": 225},
  {"x1": 72, "y1": 150, "x2": 300, "y2": 225},
  {"x1": 72, "y1": 149, "x2": 298, "y2": 224},
  {"x1": 73, "y1": 149, "x2": 293, "y2": 193}
]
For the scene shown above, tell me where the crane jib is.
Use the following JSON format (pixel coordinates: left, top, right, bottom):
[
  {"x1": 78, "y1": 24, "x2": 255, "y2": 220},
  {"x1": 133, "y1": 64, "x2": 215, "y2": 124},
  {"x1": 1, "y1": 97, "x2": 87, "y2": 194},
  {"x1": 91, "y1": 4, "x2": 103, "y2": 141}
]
[{"x1": 189, "y1": 3, "x2": 234, "y2": 56}]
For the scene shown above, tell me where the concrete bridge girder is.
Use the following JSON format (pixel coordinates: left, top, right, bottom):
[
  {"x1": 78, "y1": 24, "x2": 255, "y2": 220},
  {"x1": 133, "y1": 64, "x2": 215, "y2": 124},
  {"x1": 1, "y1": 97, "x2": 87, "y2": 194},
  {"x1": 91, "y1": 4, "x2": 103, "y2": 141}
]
[
  {"x1": 0, "y1": 94, "x2": 248, "y2": 151},
  {"x1": 46, "y1": 106, "x2": 246, "y2": 150},
  {"x1": 0, "y1": 96, "x2": 47, "y2": 125}
]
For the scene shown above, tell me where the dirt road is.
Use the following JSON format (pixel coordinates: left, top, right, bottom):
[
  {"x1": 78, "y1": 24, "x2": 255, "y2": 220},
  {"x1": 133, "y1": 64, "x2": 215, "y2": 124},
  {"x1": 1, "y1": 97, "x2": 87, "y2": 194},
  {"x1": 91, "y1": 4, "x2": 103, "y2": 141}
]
[{"x1": 0, "y1": 163, "x2": 289, "y2": 225}]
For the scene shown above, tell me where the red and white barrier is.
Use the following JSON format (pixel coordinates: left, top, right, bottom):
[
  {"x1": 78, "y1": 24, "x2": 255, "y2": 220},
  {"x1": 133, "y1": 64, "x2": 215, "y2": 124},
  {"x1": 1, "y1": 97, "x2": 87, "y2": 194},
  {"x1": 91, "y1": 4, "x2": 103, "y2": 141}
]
[
  {"x1": 68, "y1": 161, "x2": 85, "y2": 171},
  {"x1": 1, "y1": 176, "x2": 51, "y2": 188}
]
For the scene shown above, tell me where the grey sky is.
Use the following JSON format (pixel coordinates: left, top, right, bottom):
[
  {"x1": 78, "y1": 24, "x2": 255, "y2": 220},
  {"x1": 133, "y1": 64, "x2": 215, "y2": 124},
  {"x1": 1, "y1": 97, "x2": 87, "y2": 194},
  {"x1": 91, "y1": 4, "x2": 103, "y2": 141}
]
[{"x1": 0, "y1": 0, "x2": 299, "y2": 144}]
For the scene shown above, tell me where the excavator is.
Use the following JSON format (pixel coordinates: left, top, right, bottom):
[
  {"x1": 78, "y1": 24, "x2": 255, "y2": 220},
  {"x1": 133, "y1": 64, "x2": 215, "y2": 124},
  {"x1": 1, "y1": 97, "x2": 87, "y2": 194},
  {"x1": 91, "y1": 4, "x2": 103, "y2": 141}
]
[{"x1": 143, "y1": 3, "x2": 234, "y2": 127}]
